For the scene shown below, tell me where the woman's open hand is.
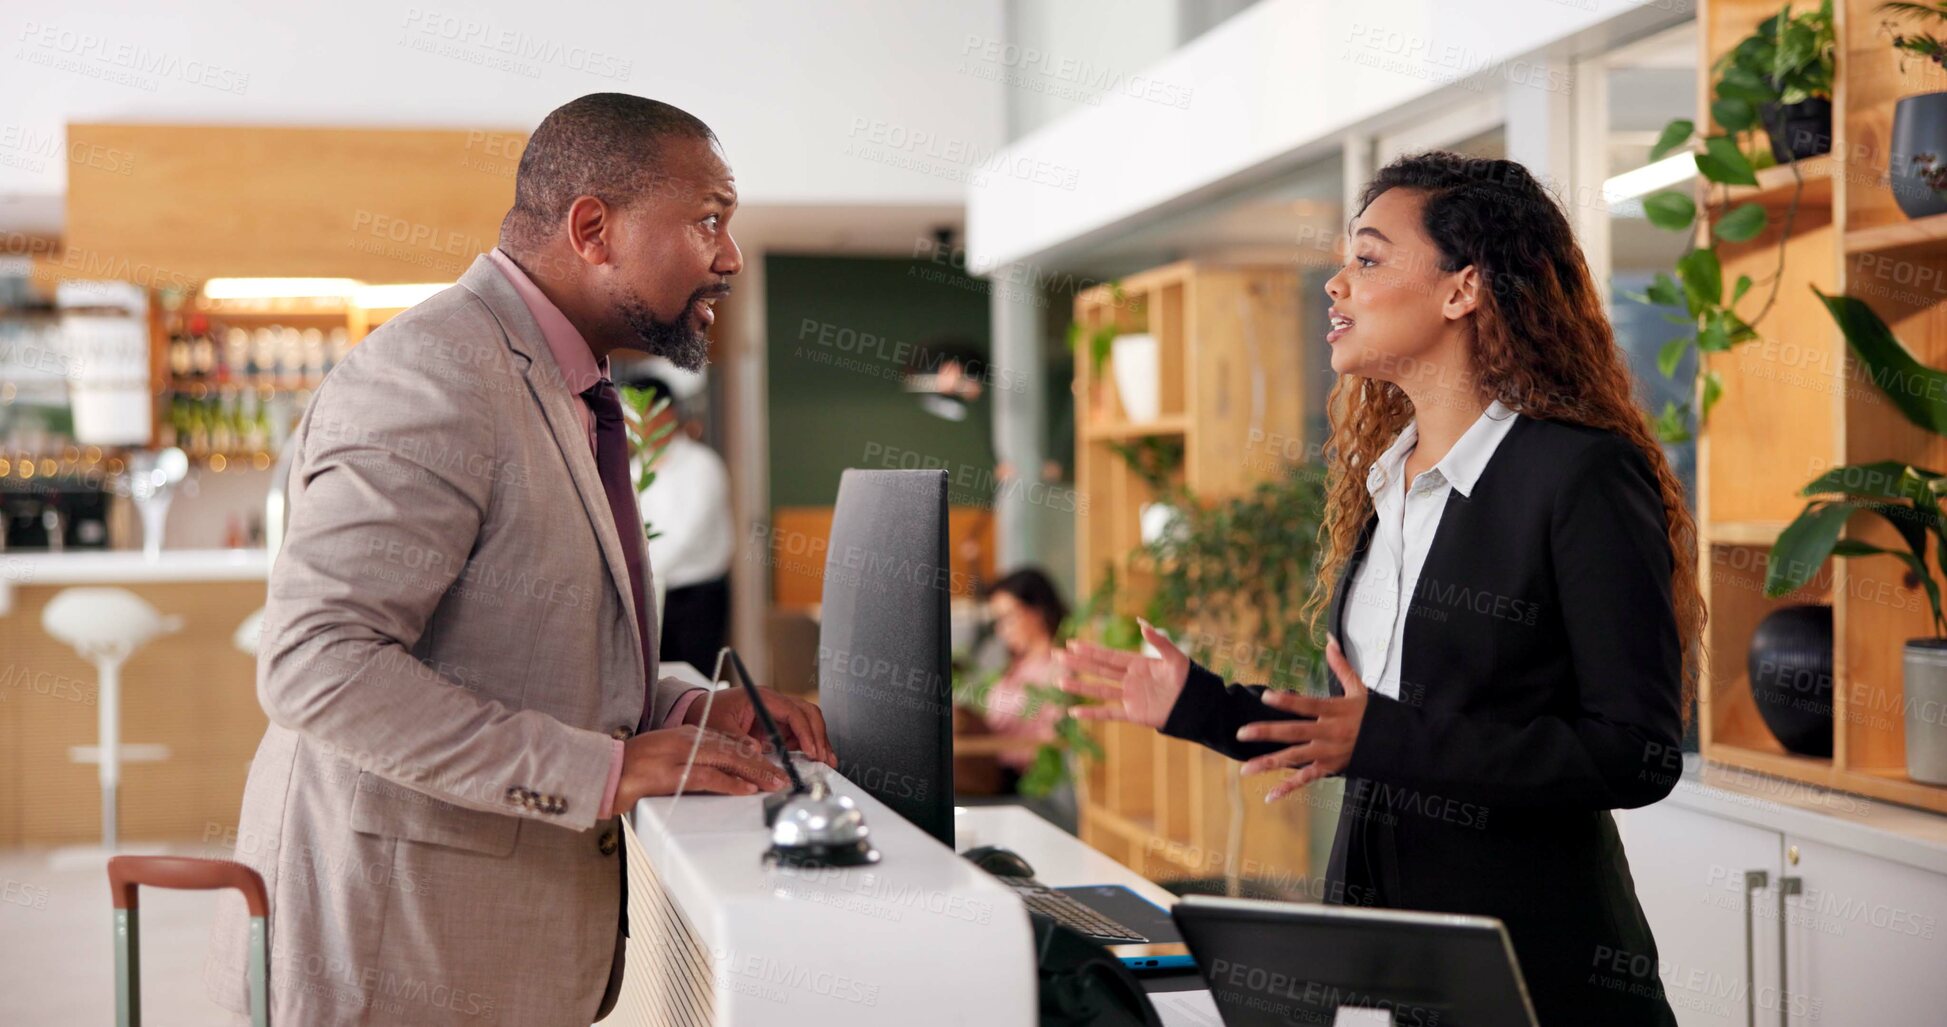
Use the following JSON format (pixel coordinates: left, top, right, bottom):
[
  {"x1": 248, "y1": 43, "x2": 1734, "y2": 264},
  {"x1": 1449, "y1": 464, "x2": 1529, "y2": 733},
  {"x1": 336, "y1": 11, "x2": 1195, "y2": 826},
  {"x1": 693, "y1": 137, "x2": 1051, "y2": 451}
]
[
  {"x1": 1056, "y1": 621, "x2": 1188, "y2": 729},
  {"x1": 1239, "y1": 635, "x2": 1370, "y2": 801}
]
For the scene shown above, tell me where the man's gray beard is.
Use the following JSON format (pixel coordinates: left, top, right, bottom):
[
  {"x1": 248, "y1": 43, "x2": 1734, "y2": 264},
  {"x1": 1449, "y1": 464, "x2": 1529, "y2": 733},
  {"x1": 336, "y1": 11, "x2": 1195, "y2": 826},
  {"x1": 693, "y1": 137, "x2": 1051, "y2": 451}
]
[{"x1": 619, "y1": 294, "x2": 711, "y2": 372}]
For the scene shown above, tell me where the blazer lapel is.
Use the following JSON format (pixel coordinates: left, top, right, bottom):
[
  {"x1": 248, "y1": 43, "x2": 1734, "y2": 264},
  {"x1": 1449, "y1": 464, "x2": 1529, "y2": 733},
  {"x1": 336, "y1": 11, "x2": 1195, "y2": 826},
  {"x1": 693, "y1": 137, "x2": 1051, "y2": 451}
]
[
  {"x1": 458, "y1": 257, "x2": 646, "y2": 684},
  {"x1": 1325, "y1": 514, "x2": 1378, "y2": 696}
]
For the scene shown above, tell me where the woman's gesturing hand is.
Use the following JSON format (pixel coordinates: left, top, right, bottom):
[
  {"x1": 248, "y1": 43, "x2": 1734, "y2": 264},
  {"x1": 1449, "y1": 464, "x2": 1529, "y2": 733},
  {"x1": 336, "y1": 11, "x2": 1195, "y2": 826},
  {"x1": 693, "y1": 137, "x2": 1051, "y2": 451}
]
[
  {"x1": 1239, "y1": 635, "x2": 1370, "y2": 802},
  {"x1": 1056, "y1": 620, "x2": 1189, "y2": 729}
]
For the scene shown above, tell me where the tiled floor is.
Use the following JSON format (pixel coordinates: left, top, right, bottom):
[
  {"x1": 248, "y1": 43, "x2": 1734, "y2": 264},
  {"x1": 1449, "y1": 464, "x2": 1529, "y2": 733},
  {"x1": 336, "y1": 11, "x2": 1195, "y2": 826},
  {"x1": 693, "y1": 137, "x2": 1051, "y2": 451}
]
[{"x1": 2, "y1": 844, "x2": 229, "y2": 1026}]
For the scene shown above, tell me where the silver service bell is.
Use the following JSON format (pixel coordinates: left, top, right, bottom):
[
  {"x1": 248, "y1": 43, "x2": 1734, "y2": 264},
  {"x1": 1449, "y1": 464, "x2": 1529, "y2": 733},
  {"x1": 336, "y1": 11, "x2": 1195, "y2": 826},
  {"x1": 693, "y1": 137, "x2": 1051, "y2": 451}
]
[{"x1": 766, "y1": 774, "x2": 880, "y2": 867}]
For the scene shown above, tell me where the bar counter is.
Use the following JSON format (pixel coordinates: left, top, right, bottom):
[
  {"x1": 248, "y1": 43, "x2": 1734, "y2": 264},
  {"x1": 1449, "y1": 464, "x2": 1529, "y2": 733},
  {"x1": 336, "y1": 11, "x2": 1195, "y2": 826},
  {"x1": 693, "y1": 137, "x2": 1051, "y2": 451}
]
[{"x1": 0, "y1": 549, "x2": 270, "y2": 845}]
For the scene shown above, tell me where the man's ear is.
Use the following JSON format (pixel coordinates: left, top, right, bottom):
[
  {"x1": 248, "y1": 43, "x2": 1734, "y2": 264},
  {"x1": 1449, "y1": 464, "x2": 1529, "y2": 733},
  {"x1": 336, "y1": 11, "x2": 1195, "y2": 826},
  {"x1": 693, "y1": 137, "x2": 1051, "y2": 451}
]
[
  {"x1": 566, "y1": 195, "x2": 612, "y2": 266},
  {"x1": 1442, "y1": 265, "x2": 1482, "y2": 321}
]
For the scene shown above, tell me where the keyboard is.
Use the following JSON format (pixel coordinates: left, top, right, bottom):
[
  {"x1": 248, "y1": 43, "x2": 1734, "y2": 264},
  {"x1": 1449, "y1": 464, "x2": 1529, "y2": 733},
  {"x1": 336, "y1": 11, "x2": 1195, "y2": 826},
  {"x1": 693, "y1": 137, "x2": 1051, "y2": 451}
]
[{"x1": 1000, "y1": 876, "x2": 1150, "y2": 944}]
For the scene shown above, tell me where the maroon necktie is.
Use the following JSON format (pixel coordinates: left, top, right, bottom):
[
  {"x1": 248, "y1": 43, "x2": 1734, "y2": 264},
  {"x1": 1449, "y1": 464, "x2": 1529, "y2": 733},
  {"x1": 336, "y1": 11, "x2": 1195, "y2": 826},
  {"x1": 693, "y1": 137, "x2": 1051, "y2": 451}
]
[{"x1": 580, "y1": 378, "x2": 654, "y2": 728}]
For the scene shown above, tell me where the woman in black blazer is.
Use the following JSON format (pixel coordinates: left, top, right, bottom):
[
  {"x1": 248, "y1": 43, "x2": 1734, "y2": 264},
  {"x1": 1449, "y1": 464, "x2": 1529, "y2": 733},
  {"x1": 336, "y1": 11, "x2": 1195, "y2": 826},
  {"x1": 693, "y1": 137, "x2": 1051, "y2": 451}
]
[{"x1": 1060, "y1": 152, "x2": 1702, "y2": 1026}]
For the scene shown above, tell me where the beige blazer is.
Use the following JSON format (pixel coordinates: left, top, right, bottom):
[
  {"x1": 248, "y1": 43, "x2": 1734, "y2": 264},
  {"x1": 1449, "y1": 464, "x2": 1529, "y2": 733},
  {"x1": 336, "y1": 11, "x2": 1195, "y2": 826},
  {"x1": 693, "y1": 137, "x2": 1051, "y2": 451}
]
[{"x1": 205, "y1": 255, "x2": 697, "y2": 1025}]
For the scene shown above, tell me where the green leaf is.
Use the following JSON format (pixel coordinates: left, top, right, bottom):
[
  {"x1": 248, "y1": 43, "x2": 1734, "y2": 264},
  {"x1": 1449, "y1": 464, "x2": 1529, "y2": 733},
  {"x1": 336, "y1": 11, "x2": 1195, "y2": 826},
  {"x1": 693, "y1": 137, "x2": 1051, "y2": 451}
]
[
  {"x1": 1723, "y1": 308, "x2": 1759, "y2": 344},
  {"x1": 1816, "y1": 286, "x2": 1947, "y2": 436},
  {"x1": 1101, "y1": 613, "x2": 1143, "y2": 651},
  {"x1": 1766, "y1": 501, "x2": 1854, "y2": 596},
  {"x1": 1676, "y1": 248, "x2": 1724, "y2": 312},
  {"x1": 1018, "y1": 744, "x2": 1066, "y2": 798},
  {"x1": 1713, "y1": 202, "x2": 1769, "y2": 243},
  {"x1": 1700, "y1": 368, "x2": 1724, "y2": 421},
  {"x1": 1699, "y1": 312, "x2": 1732, "y2": 354},
  {"x1": 1696, "y1": 135, "x2": 1761, "y2": 186},
  {"x1": 1643, "y1": 190, "x2": 1697, "y2": 231},
  {"x1": 1653, "y1": 400, "x2": 1692, "y2": 444},
  {"x1": 1803, "y1": 461, "x2": 1926, "y2": 499},
  {"x1": 1646, "y1": 272, "x2": 1687, "y2": 310},
  {"x1": 1717, "y1": 65, "x2": 1779, "y2": 106},
  {"x1": 1649, "y1": 119, "x2": 1696, "y2": 161},
  {"x1": 1657, "y1": 335, "x2": 1692, "y2": 379},
  {"x1": 1712, "y1": 97, "x2": 1758, "y2": 133},
  {"x1": 1732, "y1": 274, "x2": 1754, "y2": 304},
  {"x1": 1776, "y1": 21, "x2": 1818, "y2": 81}
]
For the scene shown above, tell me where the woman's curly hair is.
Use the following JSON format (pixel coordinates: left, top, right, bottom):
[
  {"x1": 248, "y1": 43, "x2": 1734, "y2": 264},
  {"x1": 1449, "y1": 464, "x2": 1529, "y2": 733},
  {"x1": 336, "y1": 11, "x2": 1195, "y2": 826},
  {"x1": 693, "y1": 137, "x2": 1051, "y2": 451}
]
[{"x1": 1301, "y1": 151, "x2": 1704, "y2": 722}]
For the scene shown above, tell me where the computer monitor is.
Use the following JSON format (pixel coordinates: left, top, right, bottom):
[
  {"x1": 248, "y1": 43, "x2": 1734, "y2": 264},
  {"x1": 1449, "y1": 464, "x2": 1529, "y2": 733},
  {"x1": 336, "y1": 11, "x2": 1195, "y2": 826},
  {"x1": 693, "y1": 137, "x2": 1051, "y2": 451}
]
[
  {"x1": 816, "y1": 469, "x2": 955, "y2": 846},
  {"x1": 1171, "y1": 895, "x2": 1538, "y2": 1027}
]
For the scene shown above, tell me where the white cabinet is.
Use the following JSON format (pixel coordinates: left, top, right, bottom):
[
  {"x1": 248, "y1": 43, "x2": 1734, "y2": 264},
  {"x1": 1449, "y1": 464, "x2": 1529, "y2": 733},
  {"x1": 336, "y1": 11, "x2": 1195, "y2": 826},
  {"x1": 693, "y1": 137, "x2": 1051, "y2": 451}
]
[
  {"x1": 1781, "y1": 835, "x2": 1947, "y2": 1025},
  {"x1": 1617, "y1": 802, "x2": 1781, "y2": 1025},
  {"x1": 1618, "y1": 800, "x2": 1947, "y2": 1027}
]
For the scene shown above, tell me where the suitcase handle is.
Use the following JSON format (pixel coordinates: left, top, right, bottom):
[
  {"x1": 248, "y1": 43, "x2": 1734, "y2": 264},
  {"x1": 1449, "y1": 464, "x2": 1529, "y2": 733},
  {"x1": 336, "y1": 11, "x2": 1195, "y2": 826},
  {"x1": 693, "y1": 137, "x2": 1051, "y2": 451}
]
[
  {"x1": 107, "y1": 856, "x2": 270, "y2": 1027},
  {"x1": 109, "y1": 855, "x2": 269, "y2": 915}
]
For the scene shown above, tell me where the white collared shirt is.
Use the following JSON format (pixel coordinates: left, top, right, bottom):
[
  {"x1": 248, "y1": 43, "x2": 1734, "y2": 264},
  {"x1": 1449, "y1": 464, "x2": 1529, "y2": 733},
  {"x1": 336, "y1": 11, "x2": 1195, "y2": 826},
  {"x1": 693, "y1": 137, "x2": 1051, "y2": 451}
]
[{"x1": 1341, "y1": 399, "x2": 1519, "y2": 700}]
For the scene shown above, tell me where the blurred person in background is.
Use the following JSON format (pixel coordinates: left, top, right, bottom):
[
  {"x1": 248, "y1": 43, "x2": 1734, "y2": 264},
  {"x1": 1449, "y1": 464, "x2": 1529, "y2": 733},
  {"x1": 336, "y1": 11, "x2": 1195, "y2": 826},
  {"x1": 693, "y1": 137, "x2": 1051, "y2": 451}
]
[
  {"x1": 624, "y1": 357, "x2": 734, "y2": 671},
  {"x1": 975, "y1": 568, "x2": 1069, "y2": 790}
]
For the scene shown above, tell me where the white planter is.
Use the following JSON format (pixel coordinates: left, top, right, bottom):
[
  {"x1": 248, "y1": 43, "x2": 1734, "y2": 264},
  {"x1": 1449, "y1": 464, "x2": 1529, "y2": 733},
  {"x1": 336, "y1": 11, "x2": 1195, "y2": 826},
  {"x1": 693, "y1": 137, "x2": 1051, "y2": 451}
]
[
  {"x1": 1110, "y1": 333, "x2": 1160, "y2": 423},
  {"x1": 1139, "y1": 502, "x2": 1180, "y2": 546}
]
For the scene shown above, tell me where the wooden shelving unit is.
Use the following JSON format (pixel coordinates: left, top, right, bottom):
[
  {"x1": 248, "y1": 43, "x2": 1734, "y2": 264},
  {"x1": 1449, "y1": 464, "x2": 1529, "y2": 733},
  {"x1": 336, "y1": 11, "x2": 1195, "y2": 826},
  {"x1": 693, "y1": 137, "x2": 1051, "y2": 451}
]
[
  {"x1": 1697, "y1": 0, "x2": 1947, "y2": 815},
  {"x1": 1727, "y1": 152, "x2": 1837, "y2": 207},
  {"x1": 1843, "y1": 211, "x2": 1947, "y2": 255},
  {"x1": 1070, "y1": 260, "x2": 1313, "y2": 887}
]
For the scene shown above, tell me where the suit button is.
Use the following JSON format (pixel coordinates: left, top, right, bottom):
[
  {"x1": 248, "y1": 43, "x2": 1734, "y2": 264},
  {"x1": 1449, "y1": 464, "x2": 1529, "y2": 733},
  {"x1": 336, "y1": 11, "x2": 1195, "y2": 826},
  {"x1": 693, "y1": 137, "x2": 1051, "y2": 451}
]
[
  {"x1": 598, "y1": 828, "x2": 619, "y2": 856},
  {"x1": 610, "y1": 726, "x2": 632, "y2": 741}
]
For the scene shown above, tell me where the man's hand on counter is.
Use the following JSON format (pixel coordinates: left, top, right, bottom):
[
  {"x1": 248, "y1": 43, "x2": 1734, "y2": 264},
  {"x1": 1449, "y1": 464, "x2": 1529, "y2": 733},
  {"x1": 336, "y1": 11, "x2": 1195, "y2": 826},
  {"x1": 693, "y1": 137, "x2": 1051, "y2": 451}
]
[
  {"x1": 609, "y1": 726, "x2": 794, "y2": 816},
  {"x1": 684, "y1": 687, "x2": 837, "y2": 768}
]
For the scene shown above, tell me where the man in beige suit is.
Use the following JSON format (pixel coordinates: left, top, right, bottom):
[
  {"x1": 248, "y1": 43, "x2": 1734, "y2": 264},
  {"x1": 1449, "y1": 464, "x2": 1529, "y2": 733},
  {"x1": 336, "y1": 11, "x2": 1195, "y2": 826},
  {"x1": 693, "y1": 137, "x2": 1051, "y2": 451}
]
[{"x1": 207, "y1": 94, "x2": 832, "y2": 1025}]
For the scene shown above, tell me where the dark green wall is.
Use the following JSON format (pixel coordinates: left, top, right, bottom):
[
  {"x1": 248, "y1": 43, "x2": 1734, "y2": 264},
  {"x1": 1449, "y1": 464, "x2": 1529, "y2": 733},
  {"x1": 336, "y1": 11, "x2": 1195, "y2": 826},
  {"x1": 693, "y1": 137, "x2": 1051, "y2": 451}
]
[{"x1": 765, "y1": 255, "x2": 994, "y2": 509}]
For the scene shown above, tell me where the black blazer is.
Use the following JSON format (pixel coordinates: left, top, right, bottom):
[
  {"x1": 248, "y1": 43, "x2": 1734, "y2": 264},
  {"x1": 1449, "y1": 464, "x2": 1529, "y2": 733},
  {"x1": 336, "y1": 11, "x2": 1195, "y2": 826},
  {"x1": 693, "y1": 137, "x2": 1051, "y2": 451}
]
[{"x1": 1161, "y1": 415, "x2": 1683, "y2": 1026}]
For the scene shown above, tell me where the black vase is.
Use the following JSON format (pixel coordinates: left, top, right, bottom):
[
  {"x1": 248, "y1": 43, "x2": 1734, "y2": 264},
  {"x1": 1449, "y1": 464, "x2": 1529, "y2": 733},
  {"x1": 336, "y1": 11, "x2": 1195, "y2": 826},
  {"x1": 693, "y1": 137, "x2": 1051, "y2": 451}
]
[
  {"x1": 1760, "y1": 97, "x2": 1834, "y2": 165},
  {"x1": 1747, "y1": 604, "x2": 1834, "y2": 758},
  {"x1": 1890, "y1": 91, "x2": 1947, "y2": 220}
]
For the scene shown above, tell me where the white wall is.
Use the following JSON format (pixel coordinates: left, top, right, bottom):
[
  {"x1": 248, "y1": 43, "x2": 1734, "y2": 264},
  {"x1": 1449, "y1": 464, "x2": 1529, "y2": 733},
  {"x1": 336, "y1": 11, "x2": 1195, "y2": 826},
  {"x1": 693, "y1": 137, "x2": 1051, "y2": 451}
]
[
  {"x1": 966, "y1": 0, "x2": 1686, "y2": 269},
  {"x1": 1001, "y1": 0, "x2": 1181, "y2": 140},
  {"x1": 1, "y1": 0, "x2": 1007, "y2": 227}
]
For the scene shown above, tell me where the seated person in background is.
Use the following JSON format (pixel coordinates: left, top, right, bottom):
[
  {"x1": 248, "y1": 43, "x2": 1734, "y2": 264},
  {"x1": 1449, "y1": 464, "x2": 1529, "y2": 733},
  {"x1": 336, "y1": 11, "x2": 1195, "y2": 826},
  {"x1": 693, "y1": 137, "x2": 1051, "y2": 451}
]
[{"x1": 973, "y1": 568, "x2": 1070, "y2": 790}]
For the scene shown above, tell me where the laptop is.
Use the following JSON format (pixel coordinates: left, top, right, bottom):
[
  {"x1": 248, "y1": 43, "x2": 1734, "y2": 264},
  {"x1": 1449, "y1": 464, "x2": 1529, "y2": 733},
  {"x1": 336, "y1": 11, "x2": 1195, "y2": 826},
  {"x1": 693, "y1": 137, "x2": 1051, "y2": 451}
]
[
  {"x1": 1029, "y1": 881, "x2": 1195, "y2": 971},
  {"x1": 1169, "y1": 895, "x2": 1538, "y2": 1026}
]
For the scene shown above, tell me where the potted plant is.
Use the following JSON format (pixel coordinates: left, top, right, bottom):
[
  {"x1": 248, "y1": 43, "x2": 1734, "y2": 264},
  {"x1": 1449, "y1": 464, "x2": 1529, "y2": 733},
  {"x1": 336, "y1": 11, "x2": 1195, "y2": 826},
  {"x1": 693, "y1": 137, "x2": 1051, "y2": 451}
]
[
  {"x1": 1065, "y1": 281, "x2": 1127, "y2": 422},
  {"x1": 1107, "y1": 435, "x2": 1186, "y2": 542},
  {"x1": 620, "y1": 384, "x2": 677, "y2": 619},
  {"x1": 1766, "y1": 289, "x2": 1947, "y2": 784},
  {"x1": 1734, "y1": 1, "x2": 1838, "y2": 163},
  {"x1": 1881, "y1": 2, "x2": 1947, "y2": 218},
  {"x1": 1633, "y1": 2, "x2": 1837, "y2": 442},
  {"x1": 1139, "y1": 465, "x2": 1327, "y2": 896}
]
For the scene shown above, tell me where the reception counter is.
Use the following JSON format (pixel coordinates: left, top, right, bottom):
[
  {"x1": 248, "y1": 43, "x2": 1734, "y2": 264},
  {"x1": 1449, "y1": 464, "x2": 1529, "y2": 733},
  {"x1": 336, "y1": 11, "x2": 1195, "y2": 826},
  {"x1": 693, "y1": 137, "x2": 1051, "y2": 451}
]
[
  {"x1": 0, "y1": 548, "x2": 269, "y2": 846},
  {"x1": 609, "y1": 759, "x2": 1220, "y2": 1027}
]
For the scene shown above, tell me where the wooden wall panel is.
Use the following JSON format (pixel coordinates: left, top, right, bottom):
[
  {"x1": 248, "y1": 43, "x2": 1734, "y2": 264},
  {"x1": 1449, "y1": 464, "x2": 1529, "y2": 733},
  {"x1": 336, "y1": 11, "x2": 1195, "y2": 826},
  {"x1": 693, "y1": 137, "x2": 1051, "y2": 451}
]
[
  {"x1": 61, "y1": 123, "x2": 521, "y2": 286},
  {"x1": 767, "y1": 505, "x2": 996, "y2": 609}
]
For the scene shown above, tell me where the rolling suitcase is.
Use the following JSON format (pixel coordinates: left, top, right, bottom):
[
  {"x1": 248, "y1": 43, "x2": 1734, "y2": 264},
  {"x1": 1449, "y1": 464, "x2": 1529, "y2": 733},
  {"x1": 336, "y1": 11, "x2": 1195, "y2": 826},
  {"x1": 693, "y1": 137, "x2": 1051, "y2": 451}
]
[{"x1": 107, "y1": 855, "x2": 270, "y2": 1026}]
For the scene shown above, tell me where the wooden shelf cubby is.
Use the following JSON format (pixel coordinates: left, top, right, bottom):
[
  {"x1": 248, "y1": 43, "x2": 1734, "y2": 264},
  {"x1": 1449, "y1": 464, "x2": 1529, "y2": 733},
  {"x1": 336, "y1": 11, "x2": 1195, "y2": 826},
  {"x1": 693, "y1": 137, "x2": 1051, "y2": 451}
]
[
  {"x1": 1697, "y1": 0, "x2": 1947, "y2": 814},
  {"x1": 1071, "y1": 260, "x2": 1315, "y2": 890}
]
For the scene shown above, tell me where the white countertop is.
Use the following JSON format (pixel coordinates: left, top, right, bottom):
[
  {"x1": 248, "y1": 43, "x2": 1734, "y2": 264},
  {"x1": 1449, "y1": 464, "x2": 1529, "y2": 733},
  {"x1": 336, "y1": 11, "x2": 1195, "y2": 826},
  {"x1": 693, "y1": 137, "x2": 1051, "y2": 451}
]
[
  {"x1": 0, "y1": 547, "x2": 269, "y2": 585},
  {"x1": 1670, "y1": 754, "x2": 1947, "y2": 876},
  {"x1": 0, "y1": 548, "x2": 268, "y2": 615}
]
